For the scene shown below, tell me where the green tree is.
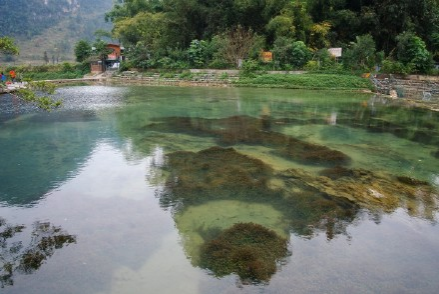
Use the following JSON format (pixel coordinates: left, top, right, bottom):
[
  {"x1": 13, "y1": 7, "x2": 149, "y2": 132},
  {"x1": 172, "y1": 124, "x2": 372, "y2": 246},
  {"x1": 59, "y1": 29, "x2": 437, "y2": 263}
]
[
  {"x1": 74, "y1": 40, "x2": 92, "y2": 62},
  {"x1": 309, "y1": 21, "x2": 332, "y2": 50},
  {"x1": 43, "y1": 51, "x2": 49, "y2": 64},
  {"x1": 0, "y1": 37, "x2": 19, "y2": 55},
  {"x1": 214, "y1": 26, "x2": 262, "y2": 68},
  {"x1": 343, "y1": 34, "x2": 377, "y2": 71},
  {"x1": 187, "y1": 39, "x2": 209, "y2": 68},
  {"x1": 395, "y1": 31, "x2": 433, "y2": 73},
  {"x1": 266, "y1": 15, "x2": 296, "y2": 40},
  {"x1": 113, "y1": 12, "x2": 167, "y2": 49},
  {"x1": 91, "y1": 39, "x2": 113, "y2": 70},
  {"x1": 273, "y1": 38, "x2": 311, "y2": 69},
  {"x1": 290, "y1": 40, "x2": 312, "y2": 68},
  {"x1": 291, "y1": 0, "x2": 313, "y2": 42}
]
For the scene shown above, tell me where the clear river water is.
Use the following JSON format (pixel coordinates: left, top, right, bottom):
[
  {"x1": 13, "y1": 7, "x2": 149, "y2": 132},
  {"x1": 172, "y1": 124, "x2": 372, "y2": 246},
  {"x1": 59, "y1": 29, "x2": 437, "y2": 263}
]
[{"x1": 0, "y1": 85, "x2": 438, "y2": 294}]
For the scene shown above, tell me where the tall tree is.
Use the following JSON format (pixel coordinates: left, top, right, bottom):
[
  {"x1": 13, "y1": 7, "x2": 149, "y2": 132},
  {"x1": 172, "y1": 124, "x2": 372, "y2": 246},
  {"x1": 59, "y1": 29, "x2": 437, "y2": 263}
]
[
  {"x1": 74, "y1": 40, "x2": 92, "y2": 62},
  {"x1": 0, "y1": 37, "x2": 19, "y2": 55}
]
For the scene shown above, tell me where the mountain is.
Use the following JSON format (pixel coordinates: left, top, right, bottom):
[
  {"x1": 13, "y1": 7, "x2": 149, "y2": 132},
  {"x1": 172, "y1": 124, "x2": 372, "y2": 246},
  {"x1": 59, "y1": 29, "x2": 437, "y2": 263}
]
[{"x1": 0, "y1": 0, "x2": 114, "y2": 64}]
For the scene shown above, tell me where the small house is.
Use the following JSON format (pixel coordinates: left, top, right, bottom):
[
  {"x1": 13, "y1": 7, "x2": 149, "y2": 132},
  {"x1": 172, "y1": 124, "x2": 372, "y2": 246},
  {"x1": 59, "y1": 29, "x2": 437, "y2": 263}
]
[{"x1": 90, "y1": 43, "x2": 124, "y2": 74}]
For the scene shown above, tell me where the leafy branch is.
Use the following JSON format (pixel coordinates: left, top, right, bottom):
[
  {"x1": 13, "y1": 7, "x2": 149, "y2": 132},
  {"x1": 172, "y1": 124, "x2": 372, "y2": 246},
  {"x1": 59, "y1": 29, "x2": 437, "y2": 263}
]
[{"x1": 13, "y1": 81, "x2": 62, "y2": 111}]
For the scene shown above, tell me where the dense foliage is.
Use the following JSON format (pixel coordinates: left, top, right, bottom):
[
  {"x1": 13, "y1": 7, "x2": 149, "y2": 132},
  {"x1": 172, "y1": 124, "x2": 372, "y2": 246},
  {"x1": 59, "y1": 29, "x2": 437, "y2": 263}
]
[
  {"x1": 106, "y1": 0, "x2": 439, "y2": 74},
  {"x1": 0, "y1": 37, "x2": 19, "y2": 55}
]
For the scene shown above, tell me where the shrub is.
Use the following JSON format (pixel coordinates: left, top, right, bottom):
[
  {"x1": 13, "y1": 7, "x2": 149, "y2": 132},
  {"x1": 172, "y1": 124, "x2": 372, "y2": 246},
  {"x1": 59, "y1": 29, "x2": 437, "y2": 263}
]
[
  {"x1": 240, "y1": 59, "x2": 262, "y2": 77},
  {"x1": 381, "y1": 59, "x2": 413, "y2": 75}
]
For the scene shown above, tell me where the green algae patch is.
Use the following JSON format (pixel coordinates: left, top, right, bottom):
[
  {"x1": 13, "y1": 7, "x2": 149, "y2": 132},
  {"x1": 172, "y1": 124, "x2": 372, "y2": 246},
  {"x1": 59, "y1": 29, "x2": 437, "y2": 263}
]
[
  {"x1": 148, "y1": 115, "x2": 351, "y2": 166},
  {"x1": 199, "y1": 223, "x2": 290, "y2": 284},
  {"x1": 161, "y1": 146, "x2": 437, "y2": 245},
  {"x1": 161, "y1": 146, "x2": 275, "y2": 207},
  {"x1": 174, "y1": 200, "x2": 289, "y2": 266}
]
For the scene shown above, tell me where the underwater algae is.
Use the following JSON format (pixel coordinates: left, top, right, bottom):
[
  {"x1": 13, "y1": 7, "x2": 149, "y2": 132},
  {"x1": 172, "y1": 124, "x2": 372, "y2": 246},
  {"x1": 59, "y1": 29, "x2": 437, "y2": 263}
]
[
  {"x1": 146, "y1": 110, "x2": 439, "y2": 282},
  {"x1": 147, "y1": 115, "x2": 351, "y2": 166},
  {"x1": 173, "y1": 200, "x2": 288, "y2": 265},
  {"x1": 162, "y1": 146, "x2": 438, "y2": 237},
  {"x1": 199, "y1": 222, "x2": 290, "y2": 284},
  {"x1": 160, "y1": 147, "x2": 359, "y2": 239}
]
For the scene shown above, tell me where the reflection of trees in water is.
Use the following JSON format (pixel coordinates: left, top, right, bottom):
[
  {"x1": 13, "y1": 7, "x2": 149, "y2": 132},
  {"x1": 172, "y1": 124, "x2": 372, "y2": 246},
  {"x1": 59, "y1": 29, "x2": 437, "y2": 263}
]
[{"x1": 0, "y1": 217, "x2": 76, "y2": 288}]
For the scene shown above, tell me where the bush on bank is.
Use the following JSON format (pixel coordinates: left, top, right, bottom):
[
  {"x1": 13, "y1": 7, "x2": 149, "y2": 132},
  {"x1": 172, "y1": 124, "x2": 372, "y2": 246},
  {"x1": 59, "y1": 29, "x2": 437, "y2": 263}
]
[{"x1": 1, "y1": 63, "x2": 88, "y2": 81}]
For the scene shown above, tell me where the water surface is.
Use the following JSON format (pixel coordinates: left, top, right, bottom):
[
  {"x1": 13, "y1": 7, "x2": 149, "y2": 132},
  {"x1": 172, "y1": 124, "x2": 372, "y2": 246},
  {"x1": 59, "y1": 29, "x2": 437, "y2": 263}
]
[{"x1": 0, "y1": 85, "x2": 438, "y2": 293}]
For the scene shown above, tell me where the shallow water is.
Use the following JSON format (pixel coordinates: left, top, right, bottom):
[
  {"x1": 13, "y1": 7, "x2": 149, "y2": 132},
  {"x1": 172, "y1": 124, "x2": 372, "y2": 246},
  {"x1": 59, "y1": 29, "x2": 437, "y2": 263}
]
[{"x1": 0, "y1": 85, "x2": 438, "y2": 293}]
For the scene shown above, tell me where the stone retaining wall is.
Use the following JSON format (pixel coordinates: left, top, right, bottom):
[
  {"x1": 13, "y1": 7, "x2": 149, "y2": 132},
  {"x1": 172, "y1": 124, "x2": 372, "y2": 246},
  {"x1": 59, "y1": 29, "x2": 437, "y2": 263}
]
[
  {"x1": 110, "y1": 71, "x2": 238, "y2": 87},
  {"x1": 373, "y1": 74, "x2": 439, "y2": 102}
]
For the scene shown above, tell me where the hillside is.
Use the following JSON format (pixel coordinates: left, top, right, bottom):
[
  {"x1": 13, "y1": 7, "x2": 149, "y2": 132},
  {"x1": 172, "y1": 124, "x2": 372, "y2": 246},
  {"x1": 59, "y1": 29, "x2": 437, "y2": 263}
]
[{"x1": 0, "y1": 0, "x2": 114, "y2": 64}]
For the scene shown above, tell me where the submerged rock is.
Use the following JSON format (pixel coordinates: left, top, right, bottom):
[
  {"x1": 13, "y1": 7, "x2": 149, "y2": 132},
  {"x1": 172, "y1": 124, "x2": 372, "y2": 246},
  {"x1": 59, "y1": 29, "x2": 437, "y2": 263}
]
[{"x1": 199, "y1": 222, "x2": 290, "y2": 284}]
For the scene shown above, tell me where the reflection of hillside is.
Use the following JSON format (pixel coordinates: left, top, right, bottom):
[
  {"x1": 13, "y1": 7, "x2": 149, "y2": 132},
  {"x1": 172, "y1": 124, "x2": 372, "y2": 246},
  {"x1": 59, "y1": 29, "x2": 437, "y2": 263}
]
[
  {"x1": 0, "y1": 217, "x2": 76, "y2": 288},
  {"x1": 0, "y1": 111, "x2": 101, "y2": 206}
]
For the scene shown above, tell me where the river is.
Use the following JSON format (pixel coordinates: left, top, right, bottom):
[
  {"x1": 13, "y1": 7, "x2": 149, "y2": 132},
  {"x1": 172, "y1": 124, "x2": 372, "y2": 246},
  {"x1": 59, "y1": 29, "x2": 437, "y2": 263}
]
[{"x1": 0, "y1": 85, "x2": 438, "y2": 293}]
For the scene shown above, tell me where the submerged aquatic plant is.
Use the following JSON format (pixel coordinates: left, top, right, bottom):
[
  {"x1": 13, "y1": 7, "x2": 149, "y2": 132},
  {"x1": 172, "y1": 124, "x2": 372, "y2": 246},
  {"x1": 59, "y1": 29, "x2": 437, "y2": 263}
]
[
  {"x1": 162, "y1": 146, "x2": 359, "y2": 239},
  {"x1": 148, "y1": 115, "x2": 351, "y2": 166},
  {"x1": 161, "y1": 146, "x2": 275, "y2": 207},
  {"x1": 199, "y1": 222, "x2": 290, "y2": 284}
]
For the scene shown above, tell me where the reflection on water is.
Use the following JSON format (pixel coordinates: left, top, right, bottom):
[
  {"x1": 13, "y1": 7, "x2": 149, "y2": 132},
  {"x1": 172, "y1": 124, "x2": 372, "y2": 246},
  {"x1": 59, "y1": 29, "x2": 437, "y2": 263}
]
[
  {"x1": 0, "y1": 217, "x2": 76, "y2": 288},
  {"x1": 0, "y1": 85, "x2": 438, "y2": 293}
]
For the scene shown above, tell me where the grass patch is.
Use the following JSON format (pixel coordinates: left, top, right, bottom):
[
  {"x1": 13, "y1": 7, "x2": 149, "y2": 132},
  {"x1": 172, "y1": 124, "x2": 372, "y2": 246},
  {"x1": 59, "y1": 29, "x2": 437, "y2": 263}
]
[
  {"x1": 234, "y1": 73, "x2": 373, "y2": 90},
  {"x1": 22, "y1": 71, "x2": 84, "y2": 81}
]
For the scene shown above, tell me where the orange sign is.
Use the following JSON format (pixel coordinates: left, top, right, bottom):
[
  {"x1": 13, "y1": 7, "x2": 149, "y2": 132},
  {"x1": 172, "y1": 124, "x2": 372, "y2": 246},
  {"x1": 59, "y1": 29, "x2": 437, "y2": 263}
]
[{"x1": 261, "y1": 51, "x2": 273, "y2": 62}]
